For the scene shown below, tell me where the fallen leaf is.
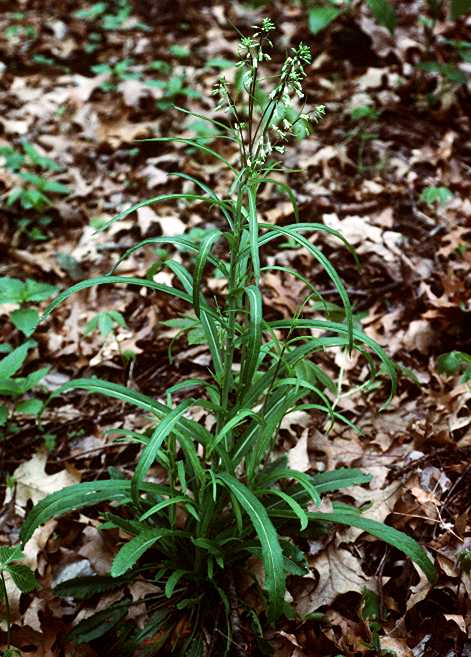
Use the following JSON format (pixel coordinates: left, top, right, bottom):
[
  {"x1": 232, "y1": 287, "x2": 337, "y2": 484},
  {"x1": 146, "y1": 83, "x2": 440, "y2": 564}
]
[
  {"x1": 11, "y1": 451, "x2": 80, "y2": 511},
  {"x1": 296, "y1": 545, "x2": 372, "y2": 614}
]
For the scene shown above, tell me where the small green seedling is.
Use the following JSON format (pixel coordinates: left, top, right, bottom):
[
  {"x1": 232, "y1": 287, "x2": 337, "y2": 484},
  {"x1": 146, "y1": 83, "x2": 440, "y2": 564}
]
[
  {"x1": 437, "y1": 351, "x2": 471, "y2": 383},
  {"x1": 84, "y1": 310, "x2": 127, "y2": 339},
  {"x1": 458, "y1": 548, "x2": 471, "y2": 574},
  {"x1": 0, "y1": 546, "x2": 38, "y2": 654},
  {"x1": 347, "y1": 104, "x2": 382, "y2": 173},
  {"x1": 0, "y1": 277, "x2": 58, "y2": 337},
  {"x1": 0, "y1": 340, "x2": 49, "y2": 427},
  {"x1": 147, "y1": 74, "x2": 201, "y2": 112},
  {"x1": 1, "y1": 141, "x2": 70, "y2": 241},
  {"x1": 91, "y1": 59, "x2": 141, "y2": 91},
  {"x1": 84, "y1": 311, "x2": 134, "y2": 365},
  {"x1": 73, "y1": 0, "x2": 144, "y2": 32},
  {"x1": 420, "y1": 185, "x2": 454, "y2": 207}
]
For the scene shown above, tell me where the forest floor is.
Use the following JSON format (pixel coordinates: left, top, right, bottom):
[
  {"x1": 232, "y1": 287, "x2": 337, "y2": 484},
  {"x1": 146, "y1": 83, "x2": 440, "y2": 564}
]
[{"x1": 0, "y1": 1, "x2": 470, "y2": 655}]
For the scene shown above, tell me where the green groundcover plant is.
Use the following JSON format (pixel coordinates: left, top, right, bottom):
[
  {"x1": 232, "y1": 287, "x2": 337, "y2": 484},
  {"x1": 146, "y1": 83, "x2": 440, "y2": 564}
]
[{"x1": 19, "y1": 21, "x2": 436, "y2": 656}]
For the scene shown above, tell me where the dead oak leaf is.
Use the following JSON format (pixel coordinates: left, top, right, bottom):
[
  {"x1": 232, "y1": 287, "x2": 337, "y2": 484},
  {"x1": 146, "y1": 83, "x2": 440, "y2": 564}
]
[{"x1": 296, "y1": 545, "x2": 372, "y2": 614}]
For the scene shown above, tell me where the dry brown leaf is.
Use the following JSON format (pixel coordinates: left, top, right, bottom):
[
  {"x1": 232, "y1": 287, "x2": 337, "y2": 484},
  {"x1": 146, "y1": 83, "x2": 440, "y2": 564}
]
[
  {"x1": 10, "y1": 451, "x2": 80, "y2": 511},
  {"x1": 287, "y1": 429, "x2": 310, "y2": 473},
  {"x1": 296, "y1": 545, "x2": 372, "y2": 614}
]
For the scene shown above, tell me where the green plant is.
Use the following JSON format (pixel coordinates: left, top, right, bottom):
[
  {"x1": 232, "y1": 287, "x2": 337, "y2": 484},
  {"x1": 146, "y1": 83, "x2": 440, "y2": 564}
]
[
  {"x1": 308, "y1": 0, "x2": 396, "y2": 35},
  {"x1": 306, "y1": 0, "x2": 469, "y2": 108},
  {"x1": 3, "y1": 15, "x2": 37, "y2": 46},
  {"x1": 0, "y1": 546, "x2": 38, "y2": 655},
  {"x1": 0, "y1": 340, "x2": 49, "y2": 428},
  {"x1": 19, "y1": 21, "x2": 436, "y2": 656},
  {"x1": 73, "y1": 0, "x2": 145, "y2": 31},
  {"x1": 0, "y1": 277, "x2": 58, "y2": 337},
  {"x1": 307, "y1": 0, "x2": 469, "y2": 35},
  {"x1": 83, "y1": 310, "x2": 134, "y2": 365},
  {"x1": 84, "y1": 310, "x2": 127, "y2": 339},
  {"x1": 419, "y1": 185, "x2": 453, "y2": 207},
  {"x1": 359, "y1": 588, "x2": 395, "y2": 655},
  {"x1": 346, "y1": 104, "x2": 382, "y2": 174},
  {"x1": 437, "y1": 351, "x2": 471, "y2": 383},
  {"x1": 1, "y1": 141, "x2": 70, "y2": 241},
  {"x1": 91, "y1": 58, "x2": 141, "y2": 91},
  {"x1": 147, "y1": 73, "x2": 201, "y2": 112}
]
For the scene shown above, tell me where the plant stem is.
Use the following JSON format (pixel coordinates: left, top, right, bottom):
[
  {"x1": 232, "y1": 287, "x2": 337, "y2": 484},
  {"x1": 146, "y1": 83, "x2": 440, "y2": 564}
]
[
  {"x1": 218, "y1": 185, "x2": 245, "y2": 432},
  {"x1": 247, "y1": 37, "x2": 262, "y2": 156}
]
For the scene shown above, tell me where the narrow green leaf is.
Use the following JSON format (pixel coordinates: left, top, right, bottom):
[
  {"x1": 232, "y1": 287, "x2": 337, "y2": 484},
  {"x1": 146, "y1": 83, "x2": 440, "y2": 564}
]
[
  {"x1": 100, "y1": 193, "x2": 210, "y2": 230},
  {"x1": 165, "y1": 569, "x2": 187, "y2": 598},
  {"x1": 255, "y1": 178, "x2": 299, "y2": 222},
  {"x1": 137, "y1": 137, "x2": 237, "y2": 173},
  {"x1": 269, "y1": 508, "x2": 437, "y2": 584},
  {"x1": 43, "y1": 276, "x2": 191, "y2": 318},
  {"x1": 247, "y1": 186, "x2": 261, "y2": 285},
  {"x1": 259, "y1": 489, "x2": 308, "y2": 530},
  {"x1": 217, "y1": 473, "x2": 285, "y2": 621},
  {"x1": 47, "y1": 378, "x2": 212, "y2": 480},
  {"x1": 200, "y1": 310, "x2": 223, "y2": 377},
  {"x1": 0, "y1": 405, "x2": 8, "y2": 426},
  {"x1": 132, "y1": 399, "x2": 194, "y2": 505},
  {"x1": 50, "y1": 377, "x2": 165, "y2": 415},
  {"x1": 239, "y1": 285, "x2": 263, "y2": 397},
  {"x1": 258, "y1": 222, "x2": 358, "y2": 268},
  {"x1": 270, "y1": 469, "x2": 321, "y2": 507},
  {"x1": 54, "y1": 575, "x2": 129, "y2": 599},
  {"x1": 67, "y1": 605, "x2": 128, "y2": 644},
  {"x1": 139, "y1": 495, "x2": 198, "y2": 522},
  {"x1": 193, "y1": 230, "x2": 222, "y2": 316},
  {"x1": 111, "y1": 530, "x2": 162, "y2": 577},
  {"x1": 20, "y1": 480, "x2": 132, "y2": 544},
  {"x1": 310, "y1": 468, "x2": 372, "y2": 494},
  {"x1": 260, "y1": 226, "x2": 353, "y2": 349},
  {"x1": 208, "y1": 409, "x2": 262, "y2": 455},
  {"x1": 110, "y1": 235, "x2": 226, "y2": 276},
  {"x1": 269, "y1": 319, "x2": 397, "y2": 406},
  {"x1": 237, "y1": 389, "x2": 302, "y2": 471}
]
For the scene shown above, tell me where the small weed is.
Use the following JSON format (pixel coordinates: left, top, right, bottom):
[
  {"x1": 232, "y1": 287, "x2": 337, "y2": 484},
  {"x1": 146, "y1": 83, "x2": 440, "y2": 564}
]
[
  {"x1": 0, "y1": 277, "x2": 57, "y2": 337},
  {"x1": 420, "y1": 185, "x2": 453, "y2": 207},
  {"x1": 0, "y1": 278, "x2": 56, "y2": 429},
  {"x1": 1, "y1": 141, "x2": 70, "y2": 241},
  {"x1": 346, "y1": 104, "x2": 382, "y2": 174},
  {"x1": 74, "y1": 0, "x2": 145, "y2": 32},
  {"x1": 0, "y1": 546, "x2": 38, "y2": 656},
  {"x1": 91, "y1": 58, "x2": 140, "y2": 91},
  {"x1": 437, "y1": 350, "x2": 471, "y2": 384}
]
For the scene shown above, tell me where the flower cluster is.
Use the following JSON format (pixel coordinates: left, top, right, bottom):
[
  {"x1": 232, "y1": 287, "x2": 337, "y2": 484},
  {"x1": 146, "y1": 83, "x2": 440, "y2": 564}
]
[{"x1": 211, "y1": 20, "x2": 324, "y2": 172}]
